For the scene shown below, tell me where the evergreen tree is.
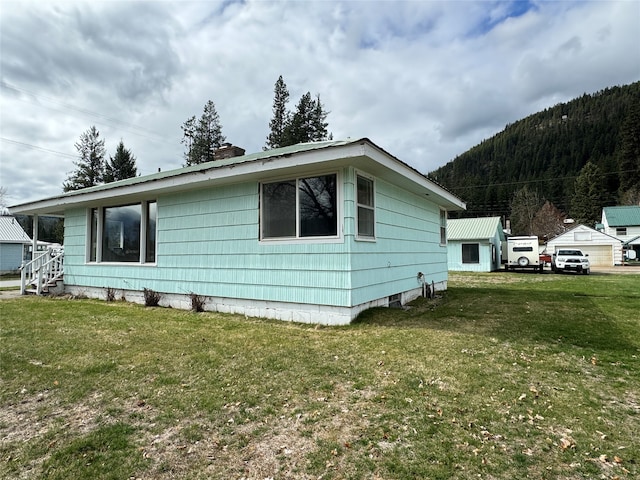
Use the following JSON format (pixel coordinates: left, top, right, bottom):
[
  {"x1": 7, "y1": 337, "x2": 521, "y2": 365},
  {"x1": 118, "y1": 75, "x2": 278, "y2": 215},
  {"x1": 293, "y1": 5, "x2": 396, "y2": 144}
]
[
  {"x1": 104, "y1": 140, "x2": 138, "y2": 183},
  {"x1": 571, "y1": 161, "x2": 604, "y2": 226},
  {"x1": 283, "y1": 92, "x2": 316, "y2": 145},
  {"x1": 310, "y1": 94, "x2": 331, "y2": 142},
  {"x1": 429, "y1": 82, "x2": 640, "y2": 218},
  {"x1": 617, "y1": 97, "x2": 640, "y2": 198},
  {"x1": 282, "y1": 92, "x2": 331, "y2": 145},
  {"x1": 181, "y1": 100, "x2": 225, "y2": 166},
  {"x1": 265, "y1": 75, "x2": 290, "y2": 150},
  {"x1": 265, "y1": 76, "x2": 332, "y2": 149},
  {"x1": 63, "y1": 126, "x2": 105, "y2": 192}
]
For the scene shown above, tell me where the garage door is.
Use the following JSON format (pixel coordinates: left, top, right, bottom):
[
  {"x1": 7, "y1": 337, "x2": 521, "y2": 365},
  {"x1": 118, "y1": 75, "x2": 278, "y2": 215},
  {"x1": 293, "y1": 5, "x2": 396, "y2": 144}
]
[{"x1": 558, "y1": 245, "x2": 613, "y2": 266}]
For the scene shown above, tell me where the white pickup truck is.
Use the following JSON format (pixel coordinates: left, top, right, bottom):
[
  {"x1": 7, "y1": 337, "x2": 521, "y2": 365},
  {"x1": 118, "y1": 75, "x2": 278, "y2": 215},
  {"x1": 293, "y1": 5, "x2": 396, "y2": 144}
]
[{"x1": 551, "y1": 249, "x2": 591, "y2": 275}]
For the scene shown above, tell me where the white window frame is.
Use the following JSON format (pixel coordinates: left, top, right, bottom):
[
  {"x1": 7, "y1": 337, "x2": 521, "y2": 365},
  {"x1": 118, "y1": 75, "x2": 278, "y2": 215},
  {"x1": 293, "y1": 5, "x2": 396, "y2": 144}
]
[
  {"x1": 439, "y1": 208, "x2": 447, "y2": 246},
  {"x1": 355, "y1": 171, "x2": 376, "y2": 241},
  {"x1": 86, "y1": 200, "x2": 157, "y2": 264},
  {"x1": 259, "y1": 171, "x2": 342, "y2": 244}
]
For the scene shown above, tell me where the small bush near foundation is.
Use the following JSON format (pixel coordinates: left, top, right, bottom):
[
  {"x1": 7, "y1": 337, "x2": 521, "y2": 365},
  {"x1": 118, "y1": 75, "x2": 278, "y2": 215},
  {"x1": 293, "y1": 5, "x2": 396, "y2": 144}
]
[
  {"x1": 105, "y1": 287, "x2": 116, "y2": 302},
  {"x1": 189, "y1": 292, "x2": 206, "y2": 312},
  {"x1": 143, "y1": 288, "x2": 161, "y2": 307}
]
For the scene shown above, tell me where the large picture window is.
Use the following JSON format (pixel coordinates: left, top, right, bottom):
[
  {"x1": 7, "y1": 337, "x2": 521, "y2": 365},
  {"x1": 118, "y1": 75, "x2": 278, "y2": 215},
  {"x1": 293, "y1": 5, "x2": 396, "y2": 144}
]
[
  {"x1": 261, "y1": 174, "x2": 337, "y2": 239},
  {"x1": 88, "y1": 201, "x2": 156, "y2": 263},
  {"x1": 356, "y1": 174, "x2": 375, "y2": 239}
]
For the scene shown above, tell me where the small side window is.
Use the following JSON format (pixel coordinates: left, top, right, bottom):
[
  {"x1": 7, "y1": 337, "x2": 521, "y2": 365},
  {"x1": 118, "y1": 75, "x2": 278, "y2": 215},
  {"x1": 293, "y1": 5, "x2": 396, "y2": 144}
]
[
  {"x1": 439, "y1": 209, "x2": 447, "y2": 245},
  {"x1": 356, "y1": 174, "x2": 375, "y2": 239}
]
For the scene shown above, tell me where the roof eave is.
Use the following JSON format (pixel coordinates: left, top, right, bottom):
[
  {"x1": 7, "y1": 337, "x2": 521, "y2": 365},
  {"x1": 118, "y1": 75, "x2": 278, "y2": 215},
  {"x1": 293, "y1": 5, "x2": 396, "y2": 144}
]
[{"x1": 9, "y1": 138, "x2": 466, "y2": 215}]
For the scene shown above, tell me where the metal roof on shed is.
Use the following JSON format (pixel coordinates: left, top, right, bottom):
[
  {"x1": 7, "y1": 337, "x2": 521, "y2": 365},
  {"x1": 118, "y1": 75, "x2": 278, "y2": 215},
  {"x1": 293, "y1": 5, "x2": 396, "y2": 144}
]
[
  {"x1": 447, "y1": 216, "x2": 504, "y2": 241},
  {"x1": 0, "y1": 215, "x2": 31, "y2": 243}
]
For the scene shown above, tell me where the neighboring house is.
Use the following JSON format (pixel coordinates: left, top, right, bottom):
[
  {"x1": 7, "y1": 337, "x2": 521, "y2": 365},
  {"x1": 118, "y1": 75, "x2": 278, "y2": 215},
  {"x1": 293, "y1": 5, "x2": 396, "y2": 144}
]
[
  {"x1": 10, "y1": 138, "x2": 466, "y2": 325},
  {"x1": 446, "y1": 216, "x2": 505, "y2": 272},
  {"x1": 0, "y1": 214, "x2": 31, "y2": 274},
  {"x1": 546, "y1": 224, "x2": 623, "y2": 266},
  {"x1": 598, "y1": 205, "x2": 640, "y2": 260}
]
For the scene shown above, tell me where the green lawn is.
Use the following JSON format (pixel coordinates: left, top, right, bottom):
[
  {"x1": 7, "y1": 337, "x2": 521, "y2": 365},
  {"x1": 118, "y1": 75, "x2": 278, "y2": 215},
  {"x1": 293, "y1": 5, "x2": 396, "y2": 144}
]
[{"x1": 1, "y1": 271, "x2": 638, "y2": 479}]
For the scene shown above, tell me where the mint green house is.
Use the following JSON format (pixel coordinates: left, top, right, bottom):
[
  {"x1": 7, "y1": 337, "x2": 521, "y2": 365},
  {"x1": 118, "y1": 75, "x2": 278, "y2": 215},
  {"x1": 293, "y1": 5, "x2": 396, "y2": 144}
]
[{"x1": 11, "y1": 138, "x2": 465, "y2": 325}]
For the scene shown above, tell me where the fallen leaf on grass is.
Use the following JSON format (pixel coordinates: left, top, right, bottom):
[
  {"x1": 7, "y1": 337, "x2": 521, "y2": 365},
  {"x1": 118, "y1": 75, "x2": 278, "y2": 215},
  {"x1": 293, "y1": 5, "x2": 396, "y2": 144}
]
[{"x1": 559, "y1": 436, "x2": 576, "y2": 450}]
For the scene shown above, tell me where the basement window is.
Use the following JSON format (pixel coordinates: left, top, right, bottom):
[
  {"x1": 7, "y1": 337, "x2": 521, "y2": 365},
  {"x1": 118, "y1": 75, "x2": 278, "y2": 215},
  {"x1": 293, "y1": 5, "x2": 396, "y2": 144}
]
[
  {"x1": 260, "y1": 174, "x2": 338, "y2": 240},
  {"x1": 87, "y1": 201, "x2": 157, "y2": 263}
]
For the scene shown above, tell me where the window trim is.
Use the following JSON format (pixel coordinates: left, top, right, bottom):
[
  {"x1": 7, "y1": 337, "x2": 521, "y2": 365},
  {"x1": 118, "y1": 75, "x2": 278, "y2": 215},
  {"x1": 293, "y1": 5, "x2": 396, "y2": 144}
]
[
  {"x1": 355, "y1": 171, "x2": 376, "y2": 241},
  {"x1": 86, "y1": 200, "x2": 157, "y2": 265},
  {"x1": 259, "y1": 171, "x2": 342, "y2": 243},
  {"x1": 439, "y1": 208, "x2": 447, "y2": 246}
]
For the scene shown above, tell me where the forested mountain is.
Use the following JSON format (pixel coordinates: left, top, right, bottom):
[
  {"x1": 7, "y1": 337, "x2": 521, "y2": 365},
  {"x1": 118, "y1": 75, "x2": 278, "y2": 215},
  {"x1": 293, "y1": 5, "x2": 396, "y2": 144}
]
[{"x1": 429, "y1": 82, "x2": 640, "y2": 232}]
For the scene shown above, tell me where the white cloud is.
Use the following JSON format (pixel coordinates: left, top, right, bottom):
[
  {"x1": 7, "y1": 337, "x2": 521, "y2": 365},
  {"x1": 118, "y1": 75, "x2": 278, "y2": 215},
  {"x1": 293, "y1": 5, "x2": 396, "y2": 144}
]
[{"x1": 1, "y1": 0, "x2": 638, "y2": 206}]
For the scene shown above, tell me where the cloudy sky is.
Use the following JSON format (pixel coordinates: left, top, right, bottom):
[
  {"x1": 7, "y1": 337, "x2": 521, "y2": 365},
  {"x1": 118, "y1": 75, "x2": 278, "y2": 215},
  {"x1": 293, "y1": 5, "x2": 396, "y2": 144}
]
[{"x1": 1, "y1": 0, "x2": 638, "y2": 206}]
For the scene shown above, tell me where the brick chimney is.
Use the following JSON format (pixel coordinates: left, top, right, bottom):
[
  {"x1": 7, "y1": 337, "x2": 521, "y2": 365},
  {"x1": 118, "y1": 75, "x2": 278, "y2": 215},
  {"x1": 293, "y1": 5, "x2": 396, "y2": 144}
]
[{"x1": 214, "y1": 143, "x2": 245, "y2": 160}]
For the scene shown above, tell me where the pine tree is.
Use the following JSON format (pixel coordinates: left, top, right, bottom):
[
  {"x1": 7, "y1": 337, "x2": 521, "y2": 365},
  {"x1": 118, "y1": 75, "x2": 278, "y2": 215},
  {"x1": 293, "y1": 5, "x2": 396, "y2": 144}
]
[
  {"x1": 283, "y1": 92, "x2": 316, "y2": 145},
  {"x1": 571, "y1": 161, "x2": 604, "y2": 226},
  {"x1": 617, "y1": 98, "x2": 640, "y2": 198},
  {"x1": 265, "y1": 75, "x2": 290, "y2": 150},
  {"x1": 63, "y1": 126, "x2": 106, "y2": 192},
  {"x1": 310, "y1": 94, "x2": 330, "y2": 142},
  {"x1": 181, "y1": 100, "x2": 226, "y2": 166},
  {"x1": 104, "y1": 140, "x2": 138, "y2": 183},
  {"x1": 180, "y1": 115, "x2": 197, "y2": 165}
]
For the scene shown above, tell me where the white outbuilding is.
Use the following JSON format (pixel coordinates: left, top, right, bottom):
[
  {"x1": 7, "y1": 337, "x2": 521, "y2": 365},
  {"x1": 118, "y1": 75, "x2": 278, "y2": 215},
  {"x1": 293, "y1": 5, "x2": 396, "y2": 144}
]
[{"x1": 546, "y1": 224, "x2": 623, "y2": 266}]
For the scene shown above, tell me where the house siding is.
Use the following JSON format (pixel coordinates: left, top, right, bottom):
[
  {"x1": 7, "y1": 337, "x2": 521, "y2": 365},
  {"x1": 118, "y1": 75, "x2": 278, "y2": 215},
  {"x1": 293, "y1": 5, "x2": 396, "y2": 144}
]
[
  {"x1": 349, "y1": 174, "x2": 447, "y2": 305},
  {"x1": 0, "y1": 244, "x2": 25, "y2": 273},
  {"x1": 63, "y1": 181, "x2": 353, "y2": 307},
  {"x1": 602, "y1": 224, "x2": 640, "y2": 243},
  {"x1": 62, "y1": 166, "x2": 448, "y2": 317},
  {"x1": 448, "y1": 241, "x2": 496, "y2": 272}
]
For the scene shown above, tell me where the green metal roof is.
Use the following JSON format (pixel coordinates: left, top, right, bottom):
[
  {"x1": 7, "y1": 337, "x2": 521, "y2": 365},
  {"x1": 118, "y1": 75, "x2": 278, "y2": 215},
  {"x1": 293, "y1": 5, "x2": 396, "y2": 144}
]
[
  {"x1": 603, "y1": 206, "x2": 640, "y2": 227},
  {"x1": 57, "y1": 139, "x2": 356, "y2": 197},
  {"x1": 9, "y1": 137, "x2": 466, "y2": 216},
  {"x1": 447, "y1": 216, "x2": 505, "y2": 241}
]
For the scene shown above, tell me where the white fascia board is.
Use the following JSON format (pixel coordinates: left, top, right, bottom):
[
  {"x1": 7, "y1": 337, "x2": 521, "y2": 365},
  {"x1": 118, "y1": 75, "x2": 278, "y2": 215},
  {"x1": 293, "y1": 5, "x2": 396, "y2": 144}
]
[
  {"x1": 9, "y1": 142, "x2": 369, "y2": 216},
  {"x1": 361, "y1": 143, "x2": 466, "y2": 211},
  {"x1": 9, "y1": 139, "x2": 465, "y2": 215}
]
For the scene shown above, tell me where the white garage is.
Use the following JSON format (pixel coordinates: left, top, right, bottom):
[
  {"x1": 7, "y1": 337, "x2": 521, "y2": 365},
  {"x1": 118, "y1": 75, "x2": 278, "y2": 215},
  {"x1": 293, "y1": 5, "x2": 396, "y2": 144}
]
[{"x1": 546, "y1": 225, "x2": 622, "y2": 266}]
